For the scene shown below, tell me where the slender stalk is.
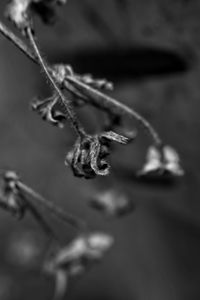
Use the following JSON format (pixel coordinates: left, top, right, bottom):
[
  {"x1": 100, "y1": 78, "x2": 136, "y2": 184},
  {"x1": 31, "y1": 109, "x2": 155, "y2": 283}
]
[
  {"x1": 26, "y1": 27, "x2": 86, "y2": 138},
  {"x1": 66, "y1": 76, "x2": 162, "y2": 146},
  {"x1": 0, "y1": 20, "x2": 162, "y2": 147},
  {"x1": 18, "y1": 181, "x2": 88, "y2": 232},
  {"x1": 0, "y1": 22, "x2": 37, "y2": 63}
]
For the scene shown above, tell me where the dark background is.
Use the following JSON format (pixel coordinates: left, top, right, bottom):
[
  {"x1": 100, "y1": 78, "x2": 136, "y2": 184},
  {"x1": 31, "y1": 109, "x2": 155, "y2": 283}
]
[{"x1": 0, "y1": 0, "x2": 200, "y2": 299}]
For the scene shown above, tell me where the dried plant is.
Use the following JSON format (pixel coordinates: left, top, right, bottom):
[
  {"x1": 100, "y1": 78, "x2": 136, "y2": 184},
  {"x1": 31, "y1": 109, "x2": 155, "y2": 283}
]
[{"x1": 0, "y1": 1, "x2": 184, "y2": 299}]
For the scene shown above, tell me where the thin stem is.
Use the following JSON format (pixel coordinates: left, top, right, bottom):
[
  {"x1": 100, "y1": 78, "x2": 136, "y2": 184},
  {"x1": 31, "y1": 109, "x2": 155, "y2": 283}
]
[
  {"x1": 0, "y1": 21, "x2": 85, "y2": 102},
  {"x1": 66, "y1": 76, "x2": 162, "y2": 146},
  {"x1": 0, "y1": 22, "x2": 37, "y2": 63},
  {"x1": 0, "y1": 20, "x2": 162, "y2": 147},
  {"x1": 26, "y1": 27, "x2": 86, "y2": 138},
  {"x1": 18, "y1": 181, "x2": 88, "y2": 233}
]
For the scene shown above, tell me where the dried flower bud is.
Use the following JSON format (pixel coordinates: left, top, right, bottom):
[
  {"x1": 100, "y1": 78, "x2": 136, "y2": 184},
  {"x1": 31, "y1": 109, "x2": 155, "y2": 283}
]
[
  {"x1": 89, "y1": 190, "x2": 134, "y2": 217},
  {"x1": 5, "y1": 0, "x2": 67, "y2": 34},
  {"x1": 0, "y1": 171, "x2": 26, "y2": 219},
  {"x1": 31, "y1": 94, "x2": 66, "y2": 128},
  {"x1": 138, "y1": 145, "x2": 184, "y2": 178},
  {"x1": 65, "y1": 131, "x2": 133, "y2": 179}
]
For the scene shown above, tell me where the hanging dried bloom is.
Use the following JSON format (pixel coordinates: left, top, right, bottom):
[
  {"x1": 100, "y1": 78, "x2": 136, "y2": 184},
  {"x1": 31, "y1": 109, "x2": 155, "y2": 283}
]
[
  {"x1": 44, "y1": 233, "x2": 113, "y2": 299},
  {"x1": 0, "y1": 171, "x2": 26, "y2": 219},
  {"x1": 31, "y1": 94, "x2": 66, "y2": 128},
  {"x1": 65, "y1": 131, "x2": 133, "y2": 179},
  {"x1": 5, "y1": 0, "x2": 67, "y2": 33},
  {"x1": 138, "y1": 145, "x2": 184, "y2": 178},
  {"x1": 89, "y1": 190, "x2": 134, "y2": 217}
]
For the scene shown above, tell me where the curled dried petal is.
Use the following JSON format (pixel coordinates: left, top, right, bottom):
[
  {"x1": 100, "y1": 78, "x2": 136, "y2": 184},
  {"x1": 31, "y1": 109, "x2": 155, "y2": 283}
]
[
  {"x1": 90, "y1": 137, "x2": 110, "y2": 176},
  {"x1": 100, "y1": 131, "x2": 133, "y2": 145},
  {"x1": 31, "y1": 95, "x2": 66, "y2": 128},
  {"x1": 65, "y1": 130, "x2": 133, "y2": 179}
]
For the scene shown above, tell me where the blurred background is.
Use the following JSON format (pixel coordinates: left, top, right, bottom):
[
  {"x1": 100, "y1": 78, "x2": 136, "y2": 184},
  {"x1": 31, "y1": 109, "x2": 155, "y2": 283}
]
[{"x1": 0, "y1": 0, "x2": 200, "y2": 299}]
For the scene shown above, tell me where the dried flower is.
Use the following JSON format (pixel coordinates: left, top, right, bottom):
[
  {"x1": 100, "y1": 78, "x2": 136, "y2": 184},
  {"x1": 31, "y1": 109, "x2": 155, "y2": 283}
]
[
  {"x1": 0, "y1": 171, "x2": 26, "y2": 219},
  {"x1": 31, "y1": 94, "x2": 66, "y2": 128},
  {"x1": 52, "y1": 64, "x2": 113, "y2": 91},
  {"x1": 44, "y1": 233, "x2": 113, "y2": 299},
  {"x1": 138, "y1": 145, "x2": 184, "y2": 178},
  {"x1": 5, "y1": 0, "x2": 67, "y2": 33},
  {"x1": 89, "y1": 190, "x2": 134, "y2": 217},
  {"x1": 65, "y1": 131, "x2": 133, "y2": 179}
]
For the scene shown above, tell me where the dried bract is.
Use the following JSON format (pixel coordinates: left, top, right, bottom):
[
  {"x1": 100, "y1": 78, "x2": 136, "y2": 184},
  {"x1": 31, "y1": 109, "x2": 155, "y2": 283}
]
[{"x1": 65, "y1": 131, "x2": 133, "y2": 179}]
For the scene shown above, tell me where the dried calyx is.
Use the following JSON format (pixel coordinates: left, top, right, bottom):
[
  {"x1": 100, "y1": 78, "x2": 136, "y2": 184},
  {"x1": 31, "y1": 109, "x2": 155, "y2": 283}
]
[
  {"x1": 5, "y1": 0, "x2": 67, "y2": 34},
  {"x1": 65, "y1": 131, "x2": 134, "y2": 179}
]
